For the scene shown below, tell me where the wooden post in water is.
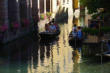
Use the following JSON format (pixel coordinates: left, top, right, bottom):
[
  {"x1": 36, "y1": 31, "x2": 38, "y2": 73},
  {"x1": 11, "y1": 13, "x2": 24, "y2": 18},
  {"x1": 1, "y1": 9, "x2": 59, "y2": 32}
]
[{"x1": 98, "y1": 20, "x2": 103, "y2": 42}]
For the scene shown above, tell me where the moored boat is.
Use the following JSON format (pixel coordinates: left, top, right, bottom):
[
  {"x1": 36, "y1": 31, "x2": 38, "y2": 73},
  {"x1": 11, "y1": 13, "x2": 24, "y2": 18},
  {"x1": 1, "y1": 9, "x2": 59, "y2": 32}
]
[
  {"x1": 39, "y1": 29, "x2": 60, "y2": 40},
  {"x1": 40, "y1": 37, "x2": 59, "y2": 46},
  {"x1": 103, "y1": 51, "x2": 110, "y2": 57},
  {"x1": 69, "y1": 32, "x2": 83, "y2": 48}
]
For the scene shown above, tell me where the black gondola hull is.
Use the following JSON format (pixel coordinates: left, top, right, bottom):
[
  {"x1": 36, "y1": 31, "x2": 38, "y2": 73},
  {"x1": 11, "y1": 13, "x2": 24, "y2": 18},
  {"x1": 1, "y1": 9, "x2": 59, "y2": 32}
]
[
  {"x1": 68, "y1": 32, "x2": 83, "y2": 48},
  {"x1": 69, "y1": 37, "x2": 83, "y2": 48},
  {"x1": 39, "y1": 30, "x2": 60, "y2": 40}
]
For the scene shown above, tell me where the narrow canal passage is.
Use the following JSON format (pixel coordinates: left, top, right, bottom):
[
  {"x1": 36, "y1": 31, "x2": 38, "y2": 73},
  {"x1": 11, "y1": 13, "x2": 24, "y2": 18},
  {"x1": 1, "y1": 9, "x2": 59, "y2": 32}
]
[{"x1": 0, "y1": 18, "x2": 110, "y2": 73}]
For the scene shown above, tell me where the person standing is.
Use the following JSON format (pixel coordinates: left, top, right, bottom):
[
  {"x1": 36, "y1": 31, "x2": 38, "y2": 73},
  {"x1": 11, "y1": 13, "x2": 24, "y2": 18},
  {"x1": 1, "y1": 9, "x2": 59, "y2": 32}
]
[
  {"x1": 77, "y1": 26, "x2": 83, "y2": 40},
  {"x1": 72, "y1": 24, "x2": 77, "y2": 32},
  {"x1": 49, "y1": 22, "x2": 56, "y2": 32},
  {"x1": 45, "y1": 23, "x2": 50, "y2": 32},
  {"x1": 72, "y1": 29, "x2": 78, "y2": 38}
]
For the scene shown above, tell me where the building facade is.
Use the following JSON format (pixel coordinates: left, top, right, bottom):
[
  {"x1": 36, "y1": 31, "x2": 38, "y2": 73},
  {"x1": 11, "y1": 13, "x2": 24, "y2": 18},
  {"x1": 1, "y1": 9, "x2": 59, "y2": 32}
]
[
  {"x1": 39, "y1": 0, "x2": 60, "y2": 16},
  {"x1": 0, "y1": 0, "x2": 63, "y2": 43},
  {"x1": 0, "y1": 0, "x2": 39, "y2": 43},
  {"x1": 38, "y1": 0, "x2": 61, "y2": 32}
]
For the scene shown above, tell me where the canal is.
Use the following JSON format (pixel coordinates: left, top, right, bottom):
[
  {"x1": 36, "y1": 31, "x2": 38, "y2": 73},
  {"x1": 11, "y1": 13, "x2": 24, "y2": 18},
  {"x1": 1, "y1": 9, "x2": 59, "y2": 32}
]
[{"x1": 0, "y1": 18, "x2": 110, "y2": 73}]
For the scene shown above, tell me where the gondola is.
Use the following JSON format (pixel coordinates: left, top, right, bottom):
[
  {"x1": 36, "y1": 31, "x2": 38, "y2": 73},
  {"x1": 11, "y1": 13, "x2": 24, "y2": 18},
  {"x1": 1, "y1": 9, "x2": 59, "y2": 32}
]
[
  {"x1": 69, "y1": 32, "x2": 83, "y2": 48},
  {"x1": 40, "y1": 37, "x2": 59, "y2": 46},
  {"x1": 39, "y1": 29, "x2": 60, "y2": 40}
]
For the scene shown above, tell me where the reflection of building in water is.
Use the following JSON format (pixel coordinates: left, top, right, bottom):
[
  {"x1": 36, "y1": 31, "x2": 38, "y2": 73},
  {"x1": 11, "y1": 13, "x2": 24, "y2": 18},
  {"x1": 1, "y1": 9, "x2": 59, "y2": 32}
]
[
  {"x1": 0, "y1": 37, "x2": 40, "y2": 73},
  {"x1": 35, "y1": 24, "x2": 74, "y2": 73},
  {"x1": 82, "y1": 45, "x2": 101, "y2": 57},
  {"x1": 46, "y1": 45, "x2": 51, "y2": 58},
  {"x1": 73, "y1": 62, "x2": 80, "y2": 73},
  {"x1": 72, "y1": 49, "x2": 81, "y2": 73},
  {"x1": 35, "y1": 44, "x2": 53, "y2": 73},
  {"x1": 31, "y1": 41, "x2": 39, "y2": 69},
  {"x1": 72, "y1": 49, "x2": 81, "y2": 64}
]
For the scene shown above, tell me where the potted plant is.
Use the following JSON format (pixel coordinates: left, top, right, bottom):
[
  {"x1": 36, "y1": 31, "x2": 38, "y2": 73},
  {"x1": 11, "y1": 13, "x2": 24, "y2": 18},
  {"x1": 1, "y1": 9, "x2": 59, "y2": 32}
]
[
  {"x1": 82, "y1": 27, "x2": 99, "y2": 35},
  {"x1": 46, "y1": 12, "x2": 52, "y2": 18},
  {"x1": 0, "y1": 25, "x2": 8, "y2": 33},
  {"x1": 40, "y1": 14, "x2": 47, "y2": 20},
  {"x1": 46, "y1": 12, "x2": 52, "y2": 21},
  {"x1": 12, "y1": 22, "x2": 19, "y2": 29},
  {"x1": 101, "y1": 26, "x2": 110, "y2": 34}
]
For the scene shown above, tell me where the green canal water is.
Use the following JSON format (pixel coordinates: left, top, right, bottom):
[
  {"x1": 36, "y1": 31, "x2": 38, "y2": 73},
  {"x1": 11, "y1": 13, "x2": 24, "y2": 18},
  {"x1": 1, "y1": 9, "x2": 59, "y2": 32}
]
[{"x1": 0, "y1": 21, "x2": 110, "y2": 73}]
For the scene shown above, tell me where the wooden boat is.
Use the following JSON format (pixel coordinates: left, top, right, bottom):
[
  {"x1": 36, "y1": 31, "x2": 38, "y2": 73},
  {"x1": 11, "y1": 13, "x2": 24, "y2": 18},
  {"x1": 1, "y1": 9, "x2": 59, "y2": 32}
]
[
  {"x1": 40, "y1": 37, "x2": 59, "y2": 46},
  {"x1": 96, "y1": 51, "x2": 110, "y2": 60},
  {"x1": 69, "y1": 32, "x2": 83, "y2": 48},
  {"x1": 39, "y1": 29, "x2": 60, "y2": 40},
  {"x1": 103, "y1": 51, "x2": 110, "y2": 57},
  {"x1": 69, "y1": 37, "x2": 83, "y2": 48},
  {"x1": 102, "y1": 42, "x2": 110, "y2": 58}
]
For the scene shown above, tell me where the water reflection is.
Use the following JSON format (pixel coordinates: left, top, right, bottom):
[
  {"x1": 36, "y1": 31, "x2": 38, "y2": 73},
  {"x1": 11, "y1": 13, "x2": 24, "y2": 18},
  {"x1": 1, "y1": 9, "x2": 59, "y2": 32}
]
[{"x1": 1, "y1": 20, "x2": 110, "y2": 73}]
